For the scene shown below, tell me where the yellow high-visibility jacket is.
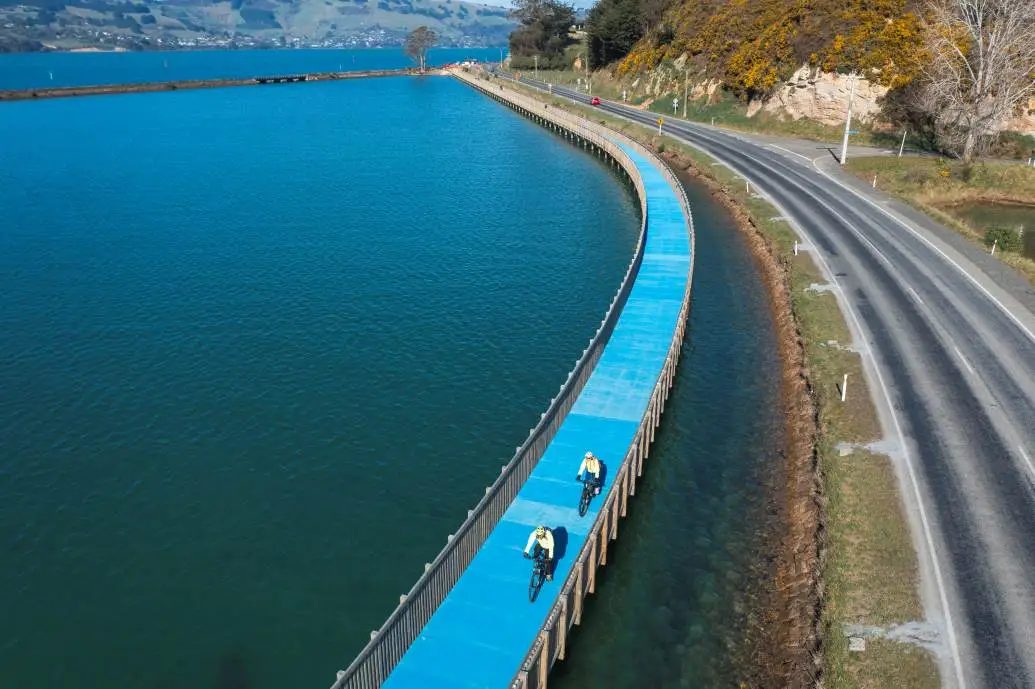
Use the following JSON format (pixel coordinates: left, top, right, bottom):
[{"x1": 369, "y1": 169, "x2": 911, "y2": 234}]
[
  {"x1": 577, "y1": 455, "x2": 601, "y2": 479},
  {"x1": 524, "y1": 529, "x2": 555, "y2": 559}
]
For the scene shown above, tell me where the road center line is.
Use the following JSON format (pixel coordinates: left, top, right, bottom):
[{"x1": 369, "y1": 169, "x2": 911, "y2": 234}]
[
  {"x1": 768, "y1": 144, "x2": 811, "y2": 162},
  {"x1": 952, "y1": 345, "x2": 976, "y2": 375},
  {"x1": 1020, "y1": 447, "x2": 1035, "y2": 478}
]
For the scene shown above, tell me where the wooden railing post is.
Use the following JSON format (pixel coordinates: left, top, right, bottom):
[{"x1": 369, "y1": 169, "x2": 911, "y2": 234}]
[
  {"x1": 621, "y1": 469, "x2": 630, "y2": 517},
  {"x1": 574, "y1": 562, "x2": 584, "y2": 625},
  {"x1": 559, "y1": 598, "x2": 568, "y2": 660},
  {"x1": 588, "y1": 537, "x2": 598, "y2": 593},
  {"x1": 538, "y1": 633, "x2": 550, "y2": 687}
]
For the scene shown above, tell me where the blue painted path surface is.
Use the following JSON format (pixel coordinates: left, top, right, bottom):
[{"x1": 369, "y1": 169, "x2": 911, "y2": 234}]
[{"x1": 382, "y1": 142, "x2": 691, "y2": 689}]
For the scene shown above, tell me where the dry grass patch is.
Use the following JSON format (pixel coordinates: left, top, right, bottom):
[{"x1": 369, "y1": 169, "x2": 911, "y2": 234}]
[
  {"x1": 831, "y1": 450, "x2": 922, "y2": 624},
  {"x1": 842, "y1": 639, "x2": 941, "y2": 689}
]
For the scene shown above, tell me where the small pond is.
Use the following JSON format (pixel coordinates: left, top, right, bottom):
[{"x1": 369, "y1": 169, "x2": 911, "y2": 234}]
[{"x1": 942, "y1": 201, "x2": 1035, "y2": 259}]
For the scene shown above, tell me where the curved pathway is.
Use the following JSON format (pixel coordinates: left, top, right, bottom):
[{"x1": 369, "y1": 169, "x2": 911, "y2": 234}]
[{"x1": 380, "y1": 141, "x2": 692, "y2": 688}]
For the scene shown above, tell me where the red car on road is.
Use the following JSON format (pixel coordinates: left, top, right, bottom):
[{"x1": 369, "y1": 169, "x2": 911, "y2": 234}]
[{"x1": 591, "y1": 96, "x2": 601, "y2": 106}]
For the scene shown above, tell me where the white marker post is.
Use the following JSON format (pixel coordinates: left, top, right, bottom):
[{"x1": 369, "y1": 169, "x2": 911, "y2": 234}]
[
  {"x1": 841, "y1": 374, "x2": 848, "y2": 403},
  {"x1": 872, "y1": 174, "x2": 878, "y2": 188},
  {"x1": 794, "y1": 241, "x2": 799, "y2": 256},
  {"x1": 990, "y1": 239, "x2": 999, "y2": 257},
  {"x1": 898, "y1": 128, "x2": 907, "y2": 157},
  {"x1": 839, "y1": 73, "x2": 858, "y2": 165}
]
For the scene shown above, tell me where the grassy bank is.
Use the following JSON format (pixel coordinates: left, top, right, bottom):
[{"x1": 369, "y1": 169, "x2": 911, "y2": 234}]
[
  {"x1": 496, "y1": 74, "x2": 939, "y2": 688},
  {"x1": 845, "y1": 156, "x2": 1035, "y2": 284}
]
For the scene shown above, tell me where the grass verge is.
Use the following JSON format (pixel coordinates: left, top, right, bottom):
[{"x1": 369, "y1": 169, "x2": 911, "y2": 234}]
[
  {"x1": 845, "y1": 156, "x2": 1035, "y2": 284},
  {"x1": 496, "y1": 73, "x2": 940, "y2": 688}
]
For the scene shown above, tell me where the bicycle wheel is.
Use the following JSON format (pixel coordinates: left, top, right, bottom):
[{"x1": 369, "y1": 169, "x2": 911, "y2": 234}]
[
  {"x1": 578, "y1": 484, "x2": 591, "y2": 516},
  {"x1": 528, "y1": 562, "x2": 545, "y2": 603}
]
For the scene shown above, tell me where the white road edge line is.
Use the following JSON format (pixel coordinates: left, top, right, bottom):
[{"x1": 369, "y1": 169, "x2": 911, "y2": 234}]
[
  {"x1": 1020, "y1": 446, "x2": 1035, "y2": 479},
  {"x1": 952, "y1": 346, "x2": 976, "y2": 375},
  {"x1": 768, "y1": 144, "x2": 811, "y2": 163},
  {"x1": 665, "y1": 143, "x2": 969, "y2": 689},
  {"x1": 811, "y1": 158, "x2": 1035, "y2": 348},
  {"x1": 907, "y1": 286, "x2": 925, "y2": 305}
]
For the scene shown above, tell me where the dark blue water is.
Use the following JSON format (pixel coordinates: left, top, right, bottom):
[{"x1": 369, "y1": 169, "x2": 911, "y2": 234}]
[
  {"x1": 0, "y1": 76, "x2": 640, "y2": 689},
  {"x1": 0, "y1": 47, "x2": 504, "y2": 90}
]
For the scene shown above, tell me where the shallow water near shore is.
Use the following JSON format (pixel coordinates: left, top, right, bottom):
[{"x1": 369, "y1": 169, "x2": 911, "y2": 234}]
[{"x1": 941, "y1": 200, "x2": 1035, "y2": 259}]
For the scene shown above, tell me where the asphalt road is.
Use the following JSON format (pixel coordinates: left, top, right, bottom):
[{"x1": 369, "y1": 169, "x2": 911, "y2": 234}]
[{"x1": 496, "y1": 73, "x2": 1035, "y2": 689}]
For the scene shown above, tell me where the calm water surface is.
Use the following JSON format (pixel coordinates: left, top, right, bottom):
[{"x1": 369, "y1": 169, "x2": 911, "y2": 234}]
[
  {"x1": 0, "y1": 47, "x2": 503, "y2": 90},
  {"x1": 0, "y1": 76, "x2": 639, "y2": 689},
  {"x1": 943, "y1": 200, "x2": 1035, "y2": 259}
]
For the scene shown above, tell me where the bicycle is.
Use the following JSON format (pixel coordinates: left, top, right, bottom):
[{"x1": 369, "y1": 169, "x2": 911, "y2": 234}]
[
  {"x1": 525, "y1": 548, "x2": 549, "y2": 603},
  {"x1": 577, "y1": 476, "x2": 599, "y2": 516}
]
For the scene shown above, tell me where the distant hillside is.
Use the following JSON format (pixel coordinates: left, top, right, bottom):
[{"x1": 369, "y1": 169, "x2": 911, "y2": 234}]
[{"x1": 0, "y1": 0, "x2": 515, "y2": 51}]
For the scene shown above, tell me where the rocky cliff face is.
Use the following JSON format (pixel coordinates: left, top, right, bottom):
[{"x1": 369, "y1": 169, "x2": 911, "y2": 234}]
[
  {"x1": 1005, "y1": 99, "x2": 1035, "y2": 137},
  {"x1": 623, "y1": 57, "x2": 1033, "y2": 137},
  {"x1": 749, "y1": 66, "x2": 886, "y2": 127}
]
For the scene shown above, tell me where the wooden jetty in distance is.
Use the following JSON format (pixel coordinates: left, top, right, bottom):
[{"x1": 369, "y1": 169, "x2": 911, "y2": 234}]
[{"x1": 0, "y1": 68, "x2": 427, "y2": 102}]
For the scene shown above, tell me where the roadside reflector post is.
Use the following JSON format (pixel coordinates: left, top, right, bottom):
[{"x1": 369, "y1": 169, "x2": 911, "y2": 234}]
[{"x1": 841, "y1": 374, "x2": 848, "y2": 403}]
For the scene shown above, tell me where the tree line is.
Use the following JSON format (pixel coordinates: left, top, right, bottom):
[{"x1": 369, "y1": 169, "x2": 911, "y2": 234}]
[{"x1": 507, "y1": 0, "x2": 576, "y2": 70}]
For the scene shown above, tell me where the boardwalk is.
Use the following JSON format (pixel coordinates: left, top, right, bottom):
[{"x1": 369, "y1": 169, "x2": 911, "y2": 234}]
[
  {"x1": 380, "y1": 141, "x2": 691, "y2": 688},
  {"x1": 333, "y1": 71, "x2": 694, "y2": 689}
]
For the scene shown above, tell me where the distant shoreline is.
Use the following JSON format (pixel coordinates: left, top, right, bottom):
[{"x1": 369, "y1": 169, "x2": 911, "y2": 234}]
[
  {"x1": 64, "y1": 46, "x2": 130, "y2": 53},
  {"x1": 0, "y1": 67, "x2": 438, "y2": 101},
  {"x1": 7, "y1": 44, "x2": 506, "y2": 55}
]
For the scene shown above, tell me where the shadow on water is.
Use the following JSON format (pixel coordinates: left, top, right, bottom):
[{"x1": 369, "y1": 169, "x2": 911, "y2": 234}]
[{"x1": 212, "y1": 652, "x2": 252, "y2": 689}]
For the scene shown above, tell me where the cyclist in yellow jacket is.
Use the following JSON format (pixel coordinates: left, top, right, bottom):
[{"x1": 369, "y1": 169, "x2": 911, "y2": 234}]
[
  {"x1": 523, "y1": 525, "x2": 555, "y2": 580},
  {"x1": 576, "y1": 451, "x2": 602, "y2": 495}
]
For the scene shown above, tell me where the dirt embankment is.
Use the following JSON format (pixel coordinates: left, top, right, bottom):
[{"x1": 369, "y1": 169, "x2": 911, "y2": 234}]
[{"x1": 666, "y1": 153, "x2": 825, "y2": 688}]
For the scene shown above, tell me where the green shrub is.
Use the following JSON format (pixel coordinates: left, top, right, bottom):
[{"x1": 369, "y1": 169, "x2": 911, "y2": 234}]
[{"x1": 984, "y1": 226, "x2": 1024, "y2": 253}]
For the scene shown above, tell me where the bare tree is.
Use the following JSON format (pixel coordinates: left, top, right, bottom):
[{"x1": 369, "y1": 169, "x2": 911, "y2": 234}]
[
  {"x1": 404, "y1": 26, "x2": 437, "y2": 74},
  {"x1": 923, "y1": 0, "x2": 1035, "y2": 161}
]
